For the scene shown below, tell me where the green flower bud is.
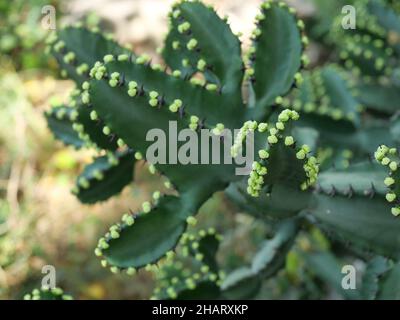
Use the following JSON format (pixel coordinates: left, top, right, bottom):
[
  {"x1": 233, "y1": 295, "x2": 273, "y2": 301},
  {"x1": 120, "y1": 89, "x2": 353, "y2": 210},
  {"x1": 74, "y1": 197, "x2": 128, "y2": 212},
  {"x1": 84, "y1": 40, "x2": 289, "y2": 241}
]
[
  {"x1": 90, "y1": 110, "x2": 98, "y2": 121},
  {"x1": 128, "y1": 81, "x2": 138, "y2": 89},
  {"x1": 169, "y1": 103, "x2": 179, "y2": 113},
  {"x1": 134, "y1": 152, "x2": 143, "y2": 160},
  {"x1": 172, "y1": 70, "x2": 181, "y2": 77},
  {"x1": 109, "y1": 79, "x2": 118, "y2": 87},
  {"x1": 82, "y1": 92, "x2": 90, "y2": 104},
  {"x1": 258, "y1": 123, "x2": 268, "y2": 132},
  {"x1": 63, "y1": 52, "x2": 75, "y2": 64},
  {"x1": 117, "y1": 138, "x2": 125, "y2": 148},
  {"x1": 82, "y1": 81, "x2": 90, "y2": 90},
  {"x1": 125, "y1": 215, "x2": 134, "y2": 226},
  {"x1": 258, "y1": 149, "x2": 269, "y2": 159},
  {"x1": 297, "y1": 20, "x2": 305, "y2": 30},
  {"x1": 276, "y1": 122, "x2": 285, "y2": 130},
  {"x1": 101, "y1": 260, "x2": 108, "y2": 268},
  {"x1": 103, "y1": 54, "x2": 114, "y2": 63},
  {"x1": 164, "y1": 181, "x2": 171, "y2": 189},
  {"x1": 391, "y1": 207, "x2": 400, "y2": 216},
  {"x1": 174, "y1": 99, "x2": 183, "y2": 107},
  {"x1": 172, "y1": 9, "x2": 181, "y2": 19},
  {"x1": 290, "y1": 110, "x2": 300, "y2": 120},
  {"x1": 148, "y1": 164, "x2": 156, "y2": 174},
  {"x1": 95, "y1": 248, "x2": 102, "y2": 257},
  {"x1": 186, "y1": 216, "x2": 197, "y2": 226},
  {"x1": 149, "y1": 98, "x2": 158, "y2": 107},
  {"x1": 78, "y1": 177, "x2": 90, "y2": 189},
  {"x1": 126, "y1": 267, "x2": 136, "y2": 276},
  {"x1": 149, "y1": 91, "x2": 159, "y2": 99},
  {"x1": 386, "y1": 192, "x2": 396, "y2": 202},
  {"x1": 390, "y1": 162, "x2": 398, "y2": 171},
  {"x1": 182, "y1": 59, "x2": 190, "y2": 67},
  {"x1": 191, "y1": 241, "x2": 199, "y2": 250},
  {"x1": 93, "y1": 170, "x2": 104, "y2": 180},
  {"x1": 206, "y1": 83, "x2": 218, "y2": 91},
  {"x1": 275, "y1": 96, "x2": 283, "y2": 105},
  {"x1": 197, "y1": 59, "x2": 207, "y2": 71},
  {"x1": 201, "y1": 265, "x2": 210, "y2": 273},
  {"x1": 111, "y1": 230, "x2": 120, "y2": 239},
  {"x1": 296, "y1": 150, "x2": 306, "y2": 160},
  {"x1": 178, "y1": 22, "x2": 191, "y2": 34},
  {"x1": 172, "y1": 41, "x2": 180, "y2": 50},
  {"x1": 258, "y1": 166, "x2": 267, "y2": 175},
  {"x1": 128, "y1": 88, "x2": 137, "y2": 97},
  {"x1": 110, "y1": 266, "x2": 120, "y2": 274},
  {"x1": 152, "y1": 191, "x2": 161, "y2": 200},
  {"x1": 102, "y1": 126, "x2": 111, "y2": 135},
  {"x1": 142, "y1": 201, "x2": 151, "y2": 213},
  {"x1": 268, "y1": 135, "x2": 278, "y2": 144},
  {"x1": 167, "y1": 287, "x2": 177, "y2": 299},
  {"x1": 285, "y1": 136, "x2": 295, "y2": 146},
  {"x1": 382, "y1": 157, "x2": 391, "y2": 166},
  {"x1": 117, "y1": 54, "x2": 129, "y2": 61},
  {"x1": 136, "y1": 54, "x2": 150, "y2": 64},
  {"x1": 384, "y1": 177, "x2": 395, "y2": 187},
  {"x1": 195, "y1": 253, "x2": 204, "y2": 261},
  {"x1": 245, "y1": 68, "x2": 255, "y2": 77}
]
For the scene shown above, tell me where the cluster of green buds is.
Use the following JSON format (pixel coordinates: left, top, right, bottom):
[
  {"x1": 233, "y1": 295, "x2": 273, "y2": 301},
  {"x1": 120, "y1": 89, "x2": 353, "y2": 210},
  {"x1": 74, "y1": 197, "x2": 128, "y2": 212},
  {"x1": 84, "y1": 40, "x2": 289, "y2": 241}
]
[
  {"x1": 96, "y1": 51, "x2": 215, "y2": 134},
  {"x1": 149, "y1": 91, "x2": 160, "y2": 107},
  {"x1": 53, "y1": 40, "x2": 65, "y2": 53},
  {"x1": 23, "y1": 287, "x2": 73, "y2": 300},
  {"x1": 290, "y1": 66, "x2": 362, "y2": 123},
  {"x1": 71, "y1": 150, "x2": 132, "y2": 199},
  {"x1": 244, "y1": 109, "x2": 318, "y2": 197},
  {"x1": 63, "y1": 52, "x2": 76, "y2": 64},
  {"x1": 168, "y1": 99, "x2": 183, "y2": 113},
  {"x1": 89, "y1": 61, "x2": 107, "y2": 80},
  {"x1": 375, "y1": 145, "x2": 400, "y2": 216},
  {"x1": 128, "y1": 81, "x2": 138, "y2": 97},
  {"x1": 135, "y1": 53, "x2": 151, "y2": 65},
  {"x1": 108, "y1": 72, "x2": 121, "y2": 88},
  {"x1": 164, "y1": 2, "x2": 235, "y2": 93},
  {"x1": 230, "y1": 120, "x2": 259, "y2": 158},
  {"x1": 189, "y1": 115, "x2": 200, "y2": 131},
  {"x1": 45, "y1": 105, "x2": 78, "y2": 123},
  {"x1": 150, "y1": 227, "x2": 223, "y2": 300},
  {"x1": 95, "y1": 191, "x2": 167, "y2": 274},
  {"x1": 301, "y1": 152, "x2": 319, "y2": 191},
  {"x1": 247, "y1": 161, "x2": 268, "y2": 197},
  {"x1": 212, "y1": 123, "x2": 225, "y2": 136}
]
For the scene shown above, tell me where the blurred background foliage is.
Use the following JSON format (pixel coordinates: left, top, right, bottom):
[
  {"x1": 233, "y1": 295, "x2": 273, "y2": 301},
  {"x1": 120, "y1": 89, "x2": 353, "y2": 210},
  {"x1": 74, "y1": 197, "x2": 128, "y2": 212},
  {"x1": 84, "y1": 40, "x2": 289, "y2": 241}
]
[
  {"x1": 0, "y1": 0, "x2": 379, "y2": 299},
  {"x1": 0, "y1": 0, "x2": 61, "y2": 70}
]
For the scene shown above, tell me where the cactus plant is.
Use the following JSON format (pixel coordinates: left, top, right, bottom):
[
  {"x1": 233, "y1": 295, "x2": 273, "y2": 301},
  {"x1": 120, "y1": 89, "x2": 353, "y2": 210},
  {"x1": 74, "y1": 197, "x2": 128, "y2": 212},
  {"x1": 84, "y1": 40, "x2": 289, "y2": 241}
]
[
  {"x1": 23, "y1": 287, "x2": 73, "y2": 300},
  {"x1": 43, "y1": 0, "x2": 400, "y2": 299}
]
